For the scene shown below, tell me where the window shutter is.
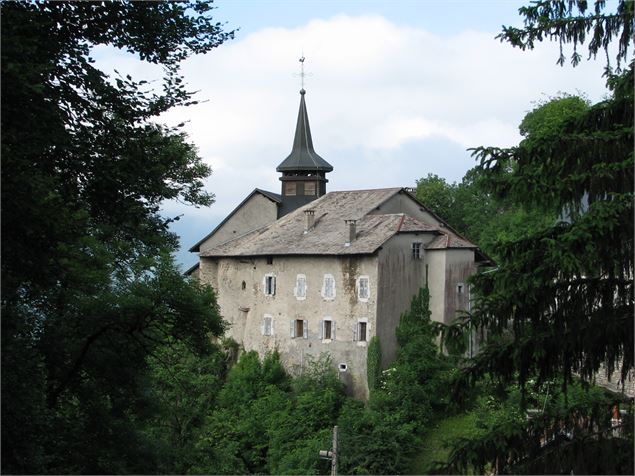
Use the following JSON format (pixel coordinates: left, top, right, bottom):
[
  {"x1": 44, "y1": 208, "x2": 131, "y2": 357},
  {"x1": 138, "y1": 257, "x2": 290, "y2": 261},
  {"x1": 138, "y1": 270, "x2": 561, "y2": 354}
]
[
  {"x1": 332, "y1": 321, "x2": 336, "y2": 340},
  {"x1": 272, "y1": 277, "x2": 276, "y2": 295},
  {"x1": 352, "y1": 323, "x2": 358, "y2": 341},
  {"x1": 303, "y1": 319, "x2": 308, "y2": 339},
  {"x1": 290, "y1": 320, "x2": 295, "y2": 338},
  {"x1": 319, "y1": 320, "x2": 324, "y2": 340}
]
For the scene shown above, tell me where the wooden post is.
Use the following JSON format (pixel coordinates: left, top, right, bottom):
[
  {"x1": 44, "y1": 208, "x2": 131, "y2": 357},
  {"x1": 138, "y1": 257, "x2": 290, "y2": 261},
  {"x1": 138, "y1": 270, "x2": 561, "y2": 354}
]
[{"x1": 331, "y1": 425, "x2": 338, "y2": 476}]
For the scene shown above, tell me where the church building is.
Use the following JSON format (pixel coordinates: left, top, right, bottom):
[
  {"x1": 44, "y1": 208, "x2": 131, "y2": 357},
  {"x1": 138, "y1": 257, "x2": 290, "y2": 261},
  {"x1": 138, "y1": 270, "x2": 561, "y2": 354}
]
[{"x1": 189, "y1": 88, "x2": 488, "y2": 398}]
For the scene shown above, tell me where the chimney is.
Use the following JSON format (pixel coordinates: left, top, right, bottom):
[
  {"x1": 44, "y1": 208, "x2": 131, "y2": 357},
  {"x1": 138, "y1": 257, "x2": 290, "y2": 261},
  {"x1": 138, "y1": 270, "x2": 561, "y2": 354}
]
[
  {"x1": 304, "y1": 209, "x2": 315, "y2": 232},
  {"x1": 345, "y1": 219, "x2": 357, "y2": 245}
]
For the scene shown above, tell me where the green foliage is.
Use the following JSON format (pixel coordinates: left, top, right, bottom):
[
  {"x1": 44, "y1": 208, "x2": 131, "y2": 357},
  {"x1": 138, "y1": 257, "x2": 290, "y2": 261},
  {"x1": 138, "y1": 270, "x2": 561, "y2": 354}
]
[
  {"x1": 191, "y1": 352, "x2": 343, "y2": 475},
  {"x1": 465, "y1": 64, "x2": 634, "y2": 395},
  {"x1": 1, "y1": 1, "x2": 232, "y2": 473},
  {"x1": 440, "y1": 381, "x2": 634, "y2": 475},
  {"x1": 337, "y1": 286, "x2": 454, "y2": 475},
  {"x1": 498, "y1": 0, "x2": 633, "y2": 70},
  {"x1": 416, "y1": 167, "x2": 557, "y2": 262},
  {"x1": 366, "y1": 336, "x2": 382, "y2": 394},
  {"x1": 411, "y1": 411, "x2": 481, "y2": 474},
  {"x1": 415, "y1": 174, "x2": 458, "y2": 226},
  {"x1": 144, "y1": 339, "x2": 226, "y2": 473},
  {"x1": 439, "y1": 3, "x2": 634, "y2": 473}
]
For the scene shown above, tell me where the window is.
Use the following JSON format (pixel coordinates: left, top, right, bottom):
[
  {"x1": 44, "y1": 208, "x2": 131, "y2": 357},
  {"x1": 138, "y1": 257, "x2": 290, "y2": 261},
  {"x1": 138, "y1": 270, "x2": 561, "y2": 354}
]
[
  {"x1": 295, "y1": 274, "x2": 307, "y2": 300},
  {"x1": 357, "y1": 276, "x2": 370, "y2": 301},
  {"x1": 322, "y1": 274, "x2": 336, "y2": 300},
  {"x1": 241, "y1": 280, "x2": 246, "y2": 291},
  {"x1": 320, "y1": 318, "x2": 336, "y2": 340},
  {"x1": 412, "y1": 242, "x2": 422, "y2": 259},
  {"x1": 262, "y1": 315, "x2": 273, "y2": 336},
  {"x1": 264, "y1": 274, "x2": 276, "y2": 296},
  {"x1": 358, "y1": 322, "x2": 367, "y2": 341},
  {"x1": 457, "y1": 283, "x2": 464, "y2": 294},
  {"x1": 304, "y1": 182, "x2": 316, "y2": 196},
  {"x1": 266, "y1": 256, "x2": 273, "y2": 265},
  {"x1": 353, "y1": 319, "x2": 368, "y2": 342},
  {"x1": 284, "y1": 182, "x2": 296, "y2": 196},
  {"x1": 290, "y1": 318, "x2": 308, "y2": 339}
]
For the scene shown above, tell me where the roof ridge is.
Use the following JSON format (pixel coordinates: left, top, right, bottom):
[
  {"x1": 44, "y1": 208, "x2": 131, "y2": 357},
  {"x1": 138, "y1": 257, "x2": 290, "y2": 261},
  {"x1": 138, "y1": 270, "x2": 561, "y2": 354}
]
[{"x1": 332, "y1": 187, "x2": 402, "y2": 193}]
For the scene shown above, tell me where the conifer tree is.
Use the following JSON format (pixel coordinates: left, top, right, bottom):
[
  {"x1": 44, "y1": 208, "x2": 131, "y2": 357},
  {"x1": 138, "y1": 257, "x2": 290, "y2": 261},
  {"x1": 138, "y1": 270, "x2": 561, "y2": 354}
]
[{"x1": 444, "y1": 1, "x2": 633, "y2": 473}]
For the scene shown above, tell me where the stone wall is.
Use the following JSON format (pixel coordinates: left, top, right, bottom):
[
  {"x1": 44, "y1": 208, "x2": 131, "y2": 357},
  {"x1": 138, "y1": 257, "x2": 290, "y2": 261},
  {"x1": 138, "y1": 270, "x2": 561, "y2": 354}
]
[
  {"x1": 199, "y1": 193, "x2": 278, "y2": 252},
  {"x1": 210, "y1": 254, "x2": 379, "y2": 399},
  {"x1": 592, "y1": 364, "x2": 635, "y2": 397}
]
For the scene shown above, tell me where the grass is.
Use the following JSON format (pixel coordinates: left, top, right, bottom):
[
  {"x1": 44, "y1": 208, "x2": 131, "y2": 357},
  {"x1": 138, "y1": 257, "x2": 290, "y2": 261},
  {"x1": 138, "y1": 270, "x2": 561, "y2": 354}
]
[{"x1": 409, "y1": 411, "x2": 481, "y2": 474}]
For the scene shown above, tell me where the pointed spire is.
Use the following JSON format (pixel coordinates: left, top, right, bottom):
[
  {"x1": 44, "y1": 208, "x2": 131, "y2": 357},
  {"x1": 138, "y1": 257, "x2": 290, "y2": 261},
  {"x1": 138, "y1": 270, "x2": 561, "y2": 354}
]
[{"x1": 276, "y1": 89, "x2": 333, "y2": 172}]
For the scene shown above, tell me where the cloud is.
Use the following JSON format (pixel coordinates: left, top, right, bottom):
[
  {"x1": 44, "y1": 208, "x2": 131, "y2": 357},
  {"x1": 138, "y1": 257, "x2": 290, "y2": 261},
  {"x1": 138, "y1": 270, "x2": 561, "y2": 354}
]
[{"x1": 93, "y1": 14, "x2": 611, "y2": 267}]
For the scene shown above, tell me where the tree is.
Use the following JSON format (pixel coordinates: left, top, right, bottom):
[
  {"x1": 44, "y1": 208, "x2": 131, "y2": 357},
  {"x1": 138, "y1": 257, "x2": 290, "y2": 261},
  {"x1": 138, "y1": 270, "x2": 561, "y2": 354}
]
[
  {"x1": 415, "y1": 174, "x2": 460, "y2": 228},
  {"x1": 338, "y1": 287, "x2": 453, "y2": 475},
  {"x1": 1, "y1": 2, "x2": 233, "y2": 472},
  {"x1": 144, "y1": 339, "x2": 227, "y2": 473},
  {"x1": 443, "y1": 1, "x2": 633, "y2": 472},
  {"x1": 416, "y1": 168, "x2": 555, "y2": 261},
  {"x1": 464, "y1": 0, "x2": 633, "y2": 398}
]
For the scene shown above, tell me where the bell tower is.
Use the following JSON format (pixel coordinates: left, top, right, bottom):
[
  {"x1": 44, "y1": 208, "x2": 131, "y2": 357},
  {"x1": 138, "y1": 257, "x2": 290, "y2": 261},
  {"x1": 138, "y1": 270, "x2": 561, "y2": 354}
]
[{"x1": 276, "y1": 86, "x2": 333, "y2": 216}]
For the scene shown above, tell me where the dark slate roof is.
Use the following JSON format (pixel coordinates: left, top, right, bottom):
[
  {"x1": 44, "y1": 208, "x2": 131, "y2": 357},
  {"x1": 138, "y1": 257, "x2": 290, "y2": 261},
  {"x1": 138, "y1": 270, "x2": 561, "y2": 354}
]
[
  {"x1": 200, "y1": 188, "x2": 441, "y2": 257},
  {"x1": 188, "y1": 188, "x2": 281, "y2": 252},
  {"x1": 184, "y1": 261, "x2": 200, "y2": 276},
  {"x1": 276, "y1": 90, "x2": 333, "y2": 173}
]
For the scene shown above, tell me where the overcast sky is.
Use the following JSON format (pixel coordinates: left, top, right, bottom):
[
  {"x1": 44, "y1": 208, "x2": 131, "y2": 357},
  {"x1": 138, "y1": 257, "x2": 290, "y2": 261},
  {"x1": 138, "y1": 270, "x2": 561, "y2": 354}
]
[{"x1": 94, "y1": 0, "x2": 615, "y2": 269}]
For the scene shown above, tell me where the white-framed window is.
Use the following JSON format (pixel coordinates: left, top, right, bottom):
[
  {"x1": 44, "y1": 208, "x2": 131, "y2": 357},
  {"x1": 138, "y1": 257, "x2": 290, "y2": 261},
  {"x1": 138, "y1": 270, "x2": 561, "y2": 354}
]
[
  {"x1": 412, "y1": 242, "x2": 422, "y2": 259},
  {"x1": 263, "y1": 273, "x2": 276, "y2": 296},
  {"x1": 353, "y1": 318, "x2": 369, "y2": 343},
  {"x1": 322, "y1": 274, "x2": 336, "y2": 300},
  {"x1": 319, "y1": 318, "x2": 336, "y2": 341},
  {"x1": 294, "y1": 274, "x2": 307, "y2": 300},
  {"x1": 357, "y1": 276, "x2": 370, "y2": 302},
  {"x1": 290, "y1": 318, "x2": 308, "y2": 339},
  {"x1": 262, "y1": 314, "x2": 273, "y2": 336}
]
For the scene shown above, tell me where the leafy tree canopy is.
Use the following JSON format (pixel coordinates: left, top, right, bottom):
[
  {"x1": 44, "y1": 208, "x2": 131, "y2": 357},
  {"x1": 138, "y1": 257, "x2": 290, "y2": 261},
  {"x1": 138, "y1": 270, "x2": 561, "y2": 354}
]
[{"x1": 1, "y1": 1, "x2": 232, "y2": 473}]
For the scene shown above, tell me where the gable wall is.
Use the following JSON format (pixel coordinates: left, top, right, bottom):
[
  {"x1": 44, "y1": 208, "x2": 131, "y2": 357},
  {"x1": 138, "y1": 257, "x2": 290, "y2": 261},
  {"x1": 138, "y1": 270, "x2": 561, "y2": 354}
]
[
  {"x1": 199, "y1": 194, "x2": 278, "y2": 253},
  {"x1": 370, "y1": 191, "x2": 445, "y2": 228}
]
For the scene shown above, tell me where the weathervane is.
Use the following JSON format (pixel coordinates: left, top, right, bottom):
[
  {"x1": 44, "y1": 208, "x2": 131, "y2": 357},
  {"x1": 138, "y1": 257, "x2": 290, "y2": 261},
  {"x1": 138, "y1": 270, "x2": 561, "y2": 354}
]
[
  {"x1": 296, "y1": 54, "x2": 312, "y2": 92},
  {"x1": 299, "y1": 55, "x2": 306, "y2": 90}
]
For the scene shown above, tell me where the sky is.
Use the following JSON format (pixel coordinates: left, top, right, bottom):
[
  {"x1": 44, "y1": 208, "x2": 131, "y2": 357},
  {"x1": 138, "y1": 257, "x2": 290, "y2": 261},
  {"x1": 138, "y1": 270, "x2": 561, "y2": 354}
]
[{"x1": 93, "y1": 0, "x2": 615, "y2": 270}]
